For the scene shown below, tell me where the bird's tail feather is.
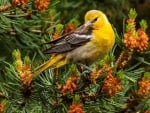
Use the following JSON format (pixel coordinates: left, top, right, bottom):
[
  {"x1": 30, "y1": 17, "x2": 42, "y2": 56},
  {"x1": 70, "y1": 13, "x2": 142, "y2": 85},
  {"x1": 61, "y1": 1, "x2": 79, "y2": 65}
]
[{"x1": 33, "y1": 54, "x2": 66, "y2": 78}]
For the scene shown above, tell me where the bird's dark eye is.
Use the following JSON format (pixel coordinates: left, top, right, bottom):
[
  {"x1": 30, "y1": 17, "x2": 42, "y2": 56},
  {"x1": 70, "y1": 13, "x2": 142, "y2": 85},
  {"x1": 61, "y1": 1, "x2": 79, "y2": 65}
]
[{"x1": 92, "y1": 17, "x2": 98, "y2": 23}]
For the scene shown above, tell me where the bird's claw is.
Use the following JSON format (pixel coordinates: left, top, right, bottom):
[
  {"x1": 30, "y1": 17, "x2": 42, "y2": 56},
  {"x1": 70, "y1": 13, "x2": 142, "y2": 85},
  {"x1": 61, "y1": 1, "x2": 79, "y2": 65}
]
[{"x1": 77, "y1": 63, "x2": 93, "y2": 72}]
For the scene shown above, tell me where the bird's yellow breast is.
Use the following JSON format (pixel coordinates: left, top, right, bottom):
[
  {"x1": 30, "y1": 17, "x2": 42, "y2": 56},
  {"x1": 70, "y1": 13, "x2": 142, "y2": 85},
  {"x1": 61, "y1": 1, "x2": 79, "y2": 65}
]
[{"x1": 92, "y1": 23, "x2": 115, "y2": 54}]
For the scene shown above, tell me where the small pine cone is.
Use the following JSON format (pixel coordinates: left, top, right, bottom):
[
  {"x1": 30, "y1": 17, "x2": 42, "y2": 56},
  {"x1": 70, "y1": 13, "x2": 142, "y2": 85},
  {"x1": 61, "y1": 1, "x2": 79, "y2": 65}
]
[
  {"x1": 137, "y1": 78, "x2": 150, "y2": 98},
  {"x1": 0, "y1": 103, "x2": 4, "y2": 113},
  {"x1": 61, "y1": 76, "x2": 79, "y2": 95},
  {"x1": 90, "y1": 64, "x2": 112, "y2": 83},
  {"x1": 20, "y1": 69, "x2": 32, "y2": 86},
  {"x1": 101, "y1": 72, "x2": 122, "y2": 97},
  {"x1": 65, "y1": 23, "x2": 76, "y2": 34},
  {"x1": 136, "y1": 29, "x2": 149, "y2": 52},
  {"x1": 52, "y1": 32, "x2": 60, "y2": 40},
  {"x1": 13, "y1": 0, "x2": 29, "y2": 6},
  {"x1": 144, "y1": 109, "x2": 150, "y2": 113},
  {"x1": 123, "y1": 33, "x2": 137, "y2": 51},
  {"x1": 0, "y1": 3, "x2": 11, "y2": 11},
  {"x1": 116, "y1": 50, "x2": 133, "y2": 69},
  {"x1": 90, "y1": 68, "x2": 100, "y2": 83},
  {"x1": 68, "y1": 103, "x2": 85, "y2": 113},
  {"x1": 126, "y1": 18, "x2": 136, "y2": 32},
  {"x1": 34, "y1": 0, "x2": 50, "y2": 12}
]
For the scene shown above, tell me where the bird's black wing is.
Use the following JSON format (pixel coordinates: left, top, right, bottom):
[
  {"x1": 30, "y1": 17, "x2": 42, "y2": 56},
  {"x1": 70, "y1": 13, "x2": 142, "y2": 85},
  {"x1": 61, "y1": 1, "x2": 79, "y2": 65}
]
[{"x1": 43, "y1": 24, "x2": 93, "y2": 54}]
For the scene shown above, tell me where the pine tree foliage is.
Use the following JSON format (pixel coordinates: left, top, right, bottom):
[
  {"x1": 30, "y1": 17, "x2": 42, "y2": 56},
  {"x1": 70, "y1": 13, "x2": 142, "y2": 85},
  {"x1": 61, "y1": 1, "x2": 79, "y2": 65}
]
[{"x1": 0, "y1": 0, "x2": 150, "y2": 113}]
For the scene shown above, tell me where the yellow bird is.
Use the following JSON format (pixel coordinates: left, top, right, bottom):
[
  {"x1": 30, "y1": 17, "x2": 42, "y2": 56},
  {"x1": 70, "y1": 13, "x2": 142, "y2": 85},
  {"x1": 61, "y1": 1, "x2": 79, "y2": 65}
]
[{"x1": 34, "y1": 10, "x2": 115, "y2": 76}]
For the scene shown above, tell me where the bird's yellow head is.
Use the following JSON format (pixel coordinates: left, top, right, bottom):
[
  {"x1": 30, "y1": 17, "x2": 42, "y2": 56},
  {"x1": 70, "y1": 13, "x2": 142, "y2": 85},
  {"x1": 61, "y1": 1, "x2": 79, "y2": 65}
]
[{"x1": 84, "y1": 10, "x2": 109, "y2": 30}]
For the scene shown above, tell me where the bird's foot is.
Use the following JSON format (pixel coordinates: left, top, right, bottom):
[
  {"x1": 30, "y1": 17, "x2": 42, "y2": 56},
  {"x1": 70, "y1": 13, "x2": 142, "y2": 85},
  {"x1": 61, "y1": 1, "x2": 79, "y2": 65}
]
[
  {"x1": 76, "y1": 63, "x2": 93, "y2": 72},
  {"x1": 76, "y1": 62, "x2": 93, "y2": 77}
]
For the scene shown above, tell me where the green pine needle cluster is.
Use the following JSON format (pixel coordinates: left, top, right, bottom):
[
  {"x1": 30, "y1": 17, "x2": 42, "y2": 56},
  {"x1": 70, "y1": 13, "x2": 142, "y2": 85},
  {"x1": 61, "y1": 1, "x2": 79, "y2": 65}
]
[{"x1": 0, "y1": 0, "x2": 150, "y2": 113}]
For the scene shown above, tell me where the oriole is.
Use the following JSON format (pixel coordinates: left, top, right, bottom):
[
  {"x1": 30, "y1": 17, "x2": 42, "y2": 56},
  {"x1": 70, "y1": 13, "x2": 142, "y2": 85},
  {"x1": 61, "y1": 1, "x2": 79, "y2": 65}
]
[{"x1": 34, "y1": 10, "x2": 115, "y2": 76}]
